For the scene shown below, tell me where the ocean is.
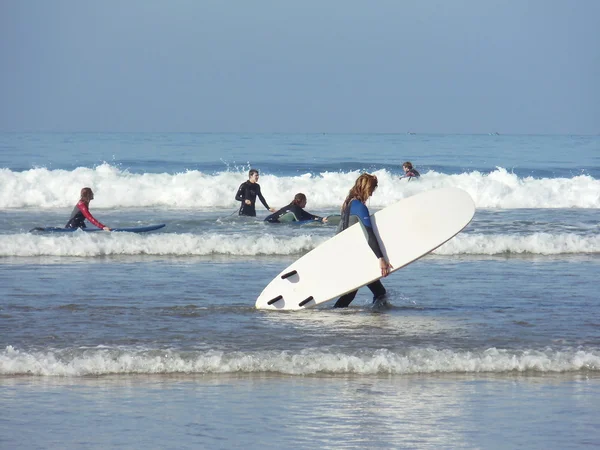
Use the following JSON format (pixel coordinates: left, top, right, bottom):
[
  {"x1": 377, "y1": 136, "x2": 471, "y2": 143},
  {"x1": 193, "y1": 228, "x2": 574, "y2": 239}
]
[{"x1": 1, "y1": 132, "x2": 599, "y2": 449}]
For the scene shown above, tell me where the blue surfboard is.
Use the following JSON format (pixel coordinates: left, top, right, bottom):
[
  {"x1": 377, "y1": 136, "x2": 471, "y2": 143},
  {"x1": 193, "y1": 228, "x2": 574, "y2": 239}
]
[{"x1": 29, "y1": 224, "x2": 166, "y2": 233}]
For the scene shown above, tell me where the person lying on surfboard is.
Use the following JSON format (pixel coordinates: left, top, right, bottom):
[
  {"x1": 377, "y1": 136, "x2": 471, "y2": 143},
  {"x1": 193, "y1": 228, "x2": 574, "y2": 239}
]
[
  {"x1": 401, "y1": 161, "x2": 420, "y2": 181},
  {"x1": 334, "y1": 173, "x2": 392, "y2": 308},
  {"x1": 65, "y1": 187, "x2": 111, "y2": 231},
  {"x1": 235, "y1": 169, "x2": 276, "y2": 217},
  {"x1": 264, "y1": 193, "x2": 328, "y2": 223}
]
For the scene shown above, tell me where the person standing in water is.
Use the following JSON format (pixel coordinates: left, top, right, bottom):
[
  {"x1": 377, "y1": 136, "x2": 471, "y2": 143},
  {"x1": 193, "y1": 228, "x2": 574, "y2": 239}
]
[
  {"x1": 334, "y1": 173, "x2": 391, "y2": 308},
  {"x1": 402, "y1": 161, "x2": 420, "y2": 180},
  {"x1": 65, "y1": 187, "x2": 111, "y2": 231},
  {"x1": 235, "y1": 169, "x2": 276, "y2": 217},
  {"x1": 264, "y1": 193, "x2": 327, "y2": 223}
]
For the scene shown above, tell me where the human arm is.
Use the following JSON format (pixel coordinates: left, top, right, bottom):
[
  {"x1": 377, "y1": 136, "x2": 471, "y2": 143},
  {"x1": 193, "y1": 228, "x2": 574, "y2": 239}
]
[
  {"x1": 291, "y1": 204, "x2": 323, "y2": 222},
  {"x1": 366, "y1": 227, "x2": 392, "y2": 276},
  {"x1": 256, "y1": 185, "x2": 273, "y2": 211},
  {"x1": 78, "y1": 202, "x2": 109, "y2": 230},
  {"x1": 351, "y1": 201, "x2": 391, "y2": 275},
  {"x1": 378, "y1": 256, "x2": 391, "y2": 277},
  {"x1": 235, "y1": 183, "x2": 247, "y2": 202},
  {"x1": 365, "y1": 226, "x2": 384, "y2": 259}
]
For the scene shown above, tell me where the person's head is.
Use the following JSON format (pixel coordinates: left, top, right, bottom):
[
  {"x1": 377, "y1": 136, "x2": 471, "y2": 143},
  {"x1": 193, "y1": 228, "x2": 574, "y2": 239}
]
[
  {"x1": 293, "y1": 193, "x2": 307, "y2": 208},
  {"x1": 402, "y1": 161, "x2": 413, "y2": 173},
  {"x1": 248, "y1": 169, "x2": 259, "y2": 183},
  {"x1": 80, "y1": 187, "x2": 94, "y2": 204},
  {"x1": 342, "y1": 173, "x2": 378, "y2": 211}
]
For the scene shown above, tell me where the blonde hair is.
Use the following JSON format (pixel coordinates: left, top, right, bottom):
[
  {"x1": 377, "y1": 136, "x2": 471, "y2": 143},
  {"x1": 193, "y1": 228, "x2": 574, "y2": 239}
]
[{"x1": 341, "y1": 173, "x2": 378, "y2": 213}]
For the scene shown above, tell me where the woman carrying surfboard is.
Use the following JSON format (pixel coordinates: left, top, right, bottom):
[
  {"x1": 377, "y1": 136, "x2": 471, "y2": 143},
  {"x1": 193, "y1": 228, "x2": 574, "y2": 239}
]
[
  {"x1": 334, "y1": 173, "x2": 392, "y2": 308},
  {"x1": 65, "y1": 187, "x2": 111, "y2": 231}
]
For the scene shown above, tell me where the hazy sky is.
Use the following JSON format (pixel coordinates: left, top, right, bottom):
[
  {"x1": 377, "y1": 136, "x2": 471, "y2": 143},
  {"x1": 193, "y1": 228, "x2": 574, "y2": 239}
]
[{"x1": 1, "y1": 0, "x2": 598, "y2": 133}]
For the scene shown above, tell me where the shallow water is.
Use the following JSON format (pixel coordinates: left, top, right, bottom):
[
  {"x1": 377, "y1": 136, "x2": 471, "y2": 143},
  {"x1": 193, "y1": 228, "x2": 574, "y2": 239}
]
[
  {"x1": 2, "y1": 374, "x2": 599, "y2": 450},
  {"x1": 1, "y1": 132, "x2": 599, "y2": 448}
]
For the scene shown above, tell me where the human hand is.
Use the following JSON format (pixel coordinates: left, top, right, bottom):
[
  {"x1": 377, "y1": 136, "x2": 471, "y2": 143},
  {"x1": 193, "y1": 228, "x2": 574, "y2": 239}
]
[
  {"x1": 321, "y1": 217, "x2": 328, "y2": 223},
  {"x1": 103, "y1": 226, "x2": 111, "y2": 232},
  {"x1": 269, "y1": 207, "x2": 276, "y2": 212},
  {"x1": 245, "y1": 199, "x2": 251, "y2": 205},
  {"x1": 379, "y1": 258, "x2": 392, "y2": 277}
]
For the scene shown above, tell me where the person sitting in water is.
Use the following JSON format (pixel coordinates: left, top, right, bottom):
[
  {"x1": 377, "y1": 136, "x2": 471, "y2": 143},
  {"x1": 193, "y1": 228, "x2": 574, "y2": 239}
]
[
  {"x1": 264, "y1": 193, "x2": 328, "y2": 223},
  {"x1": 235, "y1": 169, "x2": 276, "y2": 217},
  {"x1": 65, "y1": 187, "x2": 111, "y2": 231},
  {"x1": 402, "y1": 161, "x2": 420, "y2": 180}
]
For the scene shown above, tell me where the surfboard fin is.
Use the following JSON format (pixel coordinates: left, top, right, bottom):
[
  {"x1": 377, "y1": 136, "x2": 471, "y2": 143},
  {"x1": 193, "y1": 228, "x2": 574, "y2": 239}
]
[
  {"x1": 281, "y1": 270, "x2": 298, "y2": 280},
  {"x1": 267, "y1": 295, "x2": 283, "y2": 305},
  {"x1": 298, "y1": 296, "x2": 314, "y2": 307}
]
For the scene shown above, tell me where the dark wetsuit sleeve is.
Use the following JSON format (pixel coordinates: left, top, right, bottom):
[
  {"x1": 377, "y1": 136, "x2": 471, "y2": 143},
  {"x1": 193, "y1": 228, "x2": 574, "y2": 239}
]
[
  {"x1": 235, "y1": 182, "x2": 247, "y2": 202},
  {"x1": 350, "y1": 200, "x2": 383, "y2": 259},
  {"x1": 78, "y1": 202, "x2": 105, "y2": 229},
  {"x1": 291, "y1": 204, "x2": 321, "y2": 221},
  {"x1": 264, "y1": 202, "x2": 290, "y2": 222},
  {"x1": 256, "y1": 185, "x2": 270, "y2": 210},
  {"x1": 365, "y1": 227, "x2": 384, "y2": 258}
]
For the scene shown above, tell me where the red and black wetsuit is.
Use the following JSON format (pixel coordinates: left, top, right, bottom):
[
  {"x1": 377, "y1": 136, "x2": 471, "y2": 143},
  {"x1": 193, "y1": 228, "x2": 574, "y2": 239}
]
[
  {"x1": 65, "y1": 201, "x2": 106, "y2": 229},
  {"x1": 235, "y1": 181, "x2": 270, "y2": 216},
  {"x1": 405, "y1": 169, "x2": 420, "y2": 180}
]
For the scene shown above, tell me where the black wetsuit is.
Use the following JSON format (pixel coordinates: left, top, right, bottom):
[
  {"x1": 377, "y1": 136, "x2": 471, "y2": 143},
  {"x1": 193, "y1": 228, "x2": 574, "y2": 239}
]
[
  {"x1": 333, "y1": 199, "x2": 387, "y2": 308},
  {"x1": 264, "y1": 202, "x2": 323, "y2": 223},
  {"x1": 235, "y1": 181, "x2": 270, "y2": 217}
]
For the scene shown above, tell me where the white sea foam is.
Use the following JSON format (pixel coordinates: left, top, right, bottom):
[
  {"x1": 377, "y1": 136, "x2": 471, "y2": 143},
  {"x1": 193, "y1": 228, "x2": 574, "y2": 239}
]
[
  {"x1": 1, "y1": 232, "x2": 598, "y2": 257},
  {"x1": 0, "y1": 232, "x2": 324, "y2": 257},
  {"x1": 1, "y1": 165, "x2": 598, "y2": 209},
  {"x1": 2, "y1": 345, "x2": 598, "y2": 376},
  {"x1": 436, "y1": 233, "x2": 600, "y2": 256}
]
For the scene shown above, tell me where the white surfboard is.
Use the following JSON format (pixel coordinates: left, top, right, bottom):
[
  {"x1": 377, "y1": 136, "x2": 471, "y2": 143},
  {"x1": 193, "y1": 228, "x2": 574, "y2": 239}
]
[{"x1": 255, "y1": 187, "x2": 475, "y2": 311}]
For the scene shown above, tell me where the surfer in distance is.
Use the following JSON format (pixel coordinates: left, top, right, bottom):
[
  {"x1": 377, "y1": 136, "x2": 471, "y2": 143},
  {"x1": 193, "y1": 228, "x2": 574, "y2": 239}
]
[
  {"x1": 264, "y1": 193, "x2": 327, "y2": 223},
  {"x1": 401, "y1": 161, "x2": 420, "y2": 180},
  {"x1": 333, "y1": 173, "x2": 392, "y2": 308},
  {"x1": 65, "y1": 187, "x2": 111, "y2": 231},
  {"x1": 235, "y1": 169, "x2": 276, "y2": 217}
]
